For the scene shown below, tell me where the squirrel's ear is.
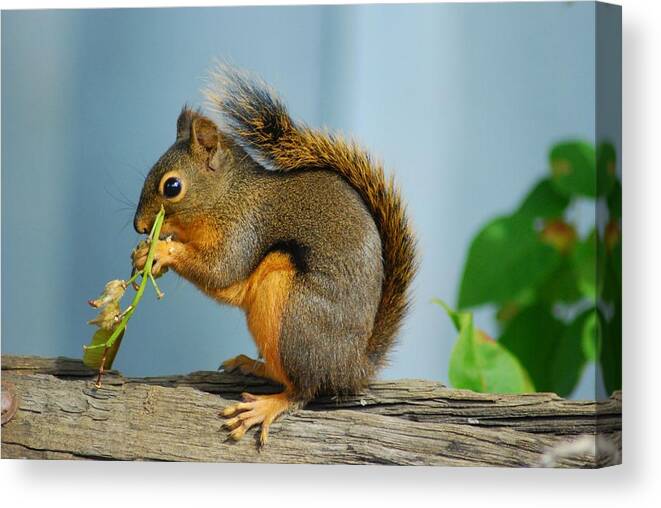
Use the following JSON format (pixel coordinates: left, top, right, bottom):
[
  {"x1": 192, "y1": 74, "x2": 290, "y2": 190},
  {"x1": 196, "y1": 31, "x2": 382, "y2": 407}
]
[
  {"x1": 191, "y1": 116, "x2": 223, "y2": 171},
  {"x1": 176, "y1": 106, "x2": 194, "y2": 141}
]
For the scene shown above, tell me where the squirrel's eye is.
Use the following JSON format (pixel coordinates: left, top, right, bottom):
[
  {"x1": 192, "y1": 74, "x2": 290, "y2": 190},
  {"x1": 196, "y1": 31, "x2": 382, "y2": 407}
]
[
  {"x1": 163, "y1": 177, "x2": 182, "y2": 199},
  {"x1": 158, "y1": 171, "x2": 186, "y2": 202}
]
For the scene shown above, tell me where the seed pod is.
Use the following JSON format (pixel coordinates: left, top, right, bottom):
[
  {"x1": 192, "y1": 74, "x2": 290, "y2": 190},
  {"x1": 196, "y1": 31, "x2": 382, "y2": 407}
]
[{"x1": 88, "y1": 279, "x2": 127, "y2": 309}]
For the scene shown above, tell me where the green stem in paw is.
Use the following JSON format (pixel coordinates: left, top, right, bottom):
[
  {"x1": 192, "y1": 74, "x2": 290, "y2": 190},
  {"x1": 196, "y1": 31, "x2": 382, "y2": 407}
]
[
  {"x1": 126, "y1": 269, "x2": 142, "y2": 288},
  {"x1": 83, "y1": 206, "x2": 166, "y2": 363}
]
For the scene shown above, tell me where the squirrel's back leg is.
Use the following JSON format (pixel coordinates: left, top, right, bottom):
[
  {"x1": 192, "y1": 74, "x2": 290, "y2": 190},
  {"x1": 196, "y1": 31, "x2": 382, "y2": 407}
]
[
  {"x1": 220, "y1": 251, "x2": 300, "y2": 445},
  {"x1": 278, "y1": 271, "x2": 377, "y2": 400},
  {"x1": 220, "y1": 251, "x2": 378, "y2": 444}
]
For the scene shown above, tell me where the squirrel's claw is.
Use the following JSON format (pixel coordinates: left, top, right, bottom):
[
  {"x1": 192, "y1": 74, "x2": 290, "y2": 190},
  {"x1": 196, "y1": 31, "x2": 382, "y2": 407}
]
[
  {"x1": 131, "y1": 242, "x2": 149, "y2": 272},
  {"x1": 150, "y1": 260, "x2": 169, "y2": 278},
  {"x1": 220, "y1": 354, "x2": 268, "y2": 378}
]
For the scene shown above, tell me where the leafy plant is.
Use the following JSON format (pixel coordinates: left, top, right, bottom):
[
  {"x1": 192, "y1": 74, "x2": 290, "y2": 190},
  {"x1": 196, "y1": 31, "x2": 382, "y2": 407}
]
[
  {"x1": 435, "y1": 299, "x2": 534, "y2": 393},
  {"x1": 83, "y1": 206, "x2": 166, "y2": 387},
  {"x1": 443, "y1": 141, "x2": 621, "y2": 397}
]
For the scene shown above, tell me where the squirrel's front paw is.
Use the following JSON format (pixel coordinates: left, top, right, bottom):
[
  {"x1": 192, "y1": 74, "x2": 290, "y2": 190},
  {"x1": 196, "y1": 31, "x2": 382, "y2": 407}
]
[
  {"x1": 131, "y1": 240, "x2": 150, "y2": 271},
  {"x1": 221, "y1": 354, "x2": 269, "y2": 378},
  {"x1": 131, "y1": 238, "x2": 180, "y2": 276}
]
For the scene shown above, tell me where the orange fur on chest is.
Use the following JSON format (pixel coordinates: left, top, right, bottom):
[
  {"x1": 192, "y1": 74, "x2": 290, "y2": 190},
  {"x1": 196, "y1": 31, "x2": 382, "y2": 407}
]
[{"x1": 213, "y1": 252, "x2": 295, "y2": 388}]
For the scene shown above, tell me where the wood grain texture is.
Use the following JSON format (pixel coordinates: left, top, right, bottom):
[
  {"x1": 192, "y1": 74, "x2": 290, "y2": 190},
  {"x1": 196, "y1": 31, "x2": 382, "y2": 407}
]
[{"x1": 1, "y1": 355, "x2": 621, "y2": 467}]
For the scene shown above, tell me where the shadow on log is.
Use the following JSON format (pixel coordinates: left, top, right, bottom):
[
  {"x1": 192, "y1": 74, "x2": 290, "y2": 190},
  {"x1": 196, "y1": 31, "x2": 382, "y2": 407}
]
[{"x1": 1, "y1": 355, "x2": 621, "y2": 467}]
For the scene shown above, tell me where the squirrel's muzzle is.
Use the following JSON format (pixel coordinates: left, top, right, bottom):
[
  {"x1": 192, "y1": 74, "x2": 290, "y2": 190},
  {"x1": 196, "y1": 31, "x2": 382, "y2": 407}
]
[
  {"x1": 133, "y1": 216, "x2": 149, "y2": 235},
  {"x1": 133, "y1": 211, "x2": 149, "y2": 235},
  {"x1": 133, "y1": 192, "x2": 156, "y2": 234}
]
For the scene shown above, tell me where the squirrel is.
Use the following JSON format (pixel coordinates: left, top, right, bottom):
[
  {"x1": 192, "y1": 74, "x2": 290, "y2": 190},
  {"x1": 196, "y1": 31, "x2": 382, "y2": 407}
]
[{"x1": 132, "y1": 65, "x2": 417, "y2": 445}]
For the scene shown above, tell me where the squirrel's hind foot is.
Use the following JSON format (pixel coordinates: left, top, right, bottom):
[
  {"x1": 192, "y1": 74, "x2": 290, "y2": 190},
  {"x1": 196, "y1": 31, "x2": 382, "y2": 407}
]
[{"x1": 221, "y1": 391, "x2": 295, "y2": 446}]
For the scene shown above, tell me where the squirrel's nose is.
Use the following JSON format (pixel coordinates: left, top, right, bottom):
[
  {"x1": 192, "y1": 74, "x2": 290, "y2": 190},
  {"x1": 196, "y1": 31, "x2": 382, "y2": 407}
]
[{"x1": 134, "y1": 215, "x2": 148, "y2": 235}]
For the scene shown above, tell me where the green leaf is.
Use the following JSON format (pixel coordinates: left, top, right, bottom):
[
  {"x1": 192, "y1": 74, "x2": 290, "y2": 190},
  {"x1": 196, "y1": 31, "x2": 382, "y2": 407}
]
[
  {"x1": 83, "y1": 328, "x2": 125, "y2": 370},
  {"x1": 608, "y1": 180, "x2": 622, "y2": 219},
  {"x1": 597, "y1": 142, "x2": 617, "y2": 196},
  {"x1": 549, "y1": 141, "x2": 597, "y2": 198},
  {"x1": 581, "y1": 310, "x2": 600, "y2": 362},
  {"x1": 536, "y1": 259, "x2": 582, "y2": 305},
  {"x1": 499, "y1": 306, "x2": 597, "y2": 397},
  {"x1": 547, "y1": 310, "x2": 592, "y2": 397},
  {"x1": 445, "y1": 309, "x2": 482, "y2": 390},
  {"x1": 498, "y1": 304, "x2": 567, "y2": 393},
  {"x1": 600, "y1": 301, "x2": 622, "y2": 394},
  {"x1": 474, "y1": 334, "x2": 536, "y2": 394},
  {"x1": 435, "y1": 299, "x2": 535, "y2": 394},
  {"x1": 602, "y1": 236, "x2": 622, "y2": 304},
  {"x1": 601, "y1": 214, "x2": 622, "y2": 302},
  {"x1": 599, "y1": 233, "x2": 621, "y2": 394},
  {"x1": 495, "y1": 301, "x2": 524, "y2": 326},
  {"x1": 433, "y1": 298, "x2": 462, "y2": 330},
  {"x1": 458, "y1": 214, "x2": 561, "y2": 309},
  {"x1": 517, "y1": 178, "x2": 570, "y2": 220},
  {"x1": 572, "y1": 229, "x2": 598, "y2": 300}
]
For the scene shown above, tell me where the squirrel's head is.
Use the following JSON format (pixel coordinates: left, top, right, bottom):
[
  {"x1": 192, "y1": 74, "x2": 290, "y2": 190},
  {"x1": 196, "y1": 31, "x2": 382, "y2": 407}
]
[{"x1": 134, "y1": 106, "x2": 237, "y2": 237}]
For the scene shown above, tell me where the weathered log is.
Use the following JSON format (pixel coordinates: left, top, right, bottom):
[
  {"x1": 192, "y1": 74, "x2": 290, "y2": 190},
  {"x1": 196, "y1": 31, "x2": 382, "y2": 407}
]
[{"x1": 1, "y1": 355, "x2": 621, "y2": 467}]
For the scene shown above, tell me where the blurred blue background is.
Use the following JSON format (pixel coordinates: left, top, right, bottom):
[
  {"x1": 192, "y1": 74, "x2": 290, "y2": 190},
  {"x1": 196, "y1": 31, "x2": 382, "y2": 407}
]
[{"x1": 2, "y1": 2, "x2": 612, "y2": 399}]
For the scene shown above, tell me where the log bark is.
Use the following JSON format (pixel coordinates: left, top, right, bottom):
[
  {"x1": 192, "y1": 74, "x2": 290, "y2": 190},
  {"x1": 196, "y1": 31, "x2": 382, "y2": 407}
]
[{"x1": 1, "y1": 355, "x2": 621, "y2": 467}]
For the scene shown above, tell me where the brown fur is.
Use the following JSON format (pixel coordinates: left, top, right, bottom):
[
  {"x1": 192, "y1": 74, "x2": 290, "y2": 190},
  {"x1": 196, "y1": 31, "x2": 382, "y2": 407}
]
[
  {"x1": 133, "y1": 67, "x2": 418, "y2": 443},
  {"x1": 205, "y1": 66, "x2": 418, "y2": 369}
]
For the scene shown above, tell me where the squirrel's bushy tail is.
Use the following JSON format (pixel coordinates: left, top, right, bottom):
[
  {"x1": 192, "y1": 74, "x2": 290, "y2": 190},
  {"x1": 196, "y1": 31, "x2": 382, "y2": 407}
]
[{"x1": 205, "y1": 66, "x2": 418, "y2": 368}]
